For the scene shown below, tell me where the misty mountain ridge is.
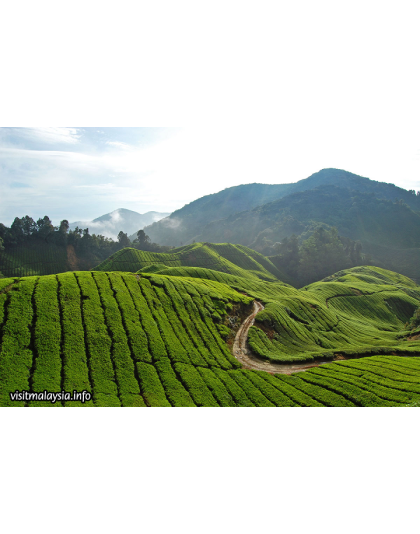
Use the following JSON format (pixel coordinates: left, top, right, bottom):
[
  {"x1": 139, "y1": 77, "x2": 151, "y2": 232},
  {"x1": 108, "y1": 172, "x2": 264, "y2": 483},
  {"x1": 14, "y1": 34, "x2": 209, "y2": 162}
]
[
  {"x1": 69, "y1": 208, "x2": 170, "y2": 239},
  {"x1": 144, "y1": 168, "x2": 420, "y2": 246}
]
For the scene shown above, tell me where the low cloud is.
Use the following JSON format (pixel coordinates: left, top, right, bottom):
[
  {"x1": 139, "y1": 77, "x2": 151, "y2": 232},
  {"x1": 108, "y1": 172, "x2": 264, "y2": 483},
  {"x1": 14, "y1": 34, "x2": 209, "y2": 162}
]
[{"x1": 160, "y1": 216, "x2": 182, "y2": 229}]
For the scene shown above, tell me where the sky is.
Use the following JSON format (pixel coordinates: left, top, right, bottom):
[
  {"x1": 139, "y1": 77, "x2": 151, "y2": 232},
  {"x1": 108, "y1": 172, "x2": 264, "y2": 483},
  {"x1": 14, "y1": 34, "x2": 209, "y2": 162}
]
[{"x1": 1, "y1": 2, "x2": 420, "y2": 228}]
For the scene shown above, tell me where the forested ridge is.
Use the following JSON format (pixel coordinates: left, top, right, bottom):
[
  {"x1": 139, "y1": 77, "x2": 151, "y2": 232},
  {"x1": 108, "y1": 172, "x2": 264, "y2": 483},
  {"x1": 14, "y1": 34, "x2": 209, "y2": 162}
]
[
  {"x1": 0, "y1": 217, "x2": 172, "y2": 278},
  {"x1": 143, "y1": 168, "x2": 420, "y2": 246}
]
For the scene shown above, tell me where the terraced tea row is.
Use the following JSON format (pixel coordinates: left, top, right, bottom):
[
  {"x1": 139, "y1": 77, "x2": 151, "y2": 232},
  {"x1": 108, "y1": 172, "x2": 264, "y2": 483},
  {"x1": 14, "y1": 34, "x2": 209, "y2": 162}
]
[
  {"x1": 95, "y1": 242, "x2": 286, "y2": 282},
  {"x1": 139, "y1": 265, "x2": 420, "y2": 364},
  {"x1": 0, "y1": 271, "x2": 251, "y2": 406},
  {"x1": 0, "y1": 264, "x2": 419, "y2": 406}
]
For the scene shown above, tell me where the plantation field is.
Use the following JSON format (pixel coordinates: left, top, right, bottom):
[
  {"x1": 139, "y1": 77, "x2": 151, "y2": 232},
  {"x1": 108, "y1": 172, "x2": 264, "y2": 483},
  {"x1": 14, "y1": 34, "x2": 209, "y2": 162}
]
[
  {"x1": 0, "y1": 241, "x2": 69, "y2": 278},
  {"x1": 95, "y1": 242, "x2": 290, "y2": 283},
  {"x1": 0, "y1": 263, "x2": 419, "y2": 406},
  {"x1": 142, "y1": 264, "x2": 420, "y2": 364}
]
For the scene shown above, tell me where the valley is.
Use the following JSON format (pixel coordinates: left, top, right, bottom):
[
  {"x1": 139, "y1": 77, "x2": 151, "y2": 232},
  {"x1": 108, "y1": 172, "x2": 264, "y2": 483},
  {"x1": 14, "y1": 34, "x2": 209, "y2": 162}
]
[{"x1": 1, "y1": 167, "x2": 419, "y2": 407}]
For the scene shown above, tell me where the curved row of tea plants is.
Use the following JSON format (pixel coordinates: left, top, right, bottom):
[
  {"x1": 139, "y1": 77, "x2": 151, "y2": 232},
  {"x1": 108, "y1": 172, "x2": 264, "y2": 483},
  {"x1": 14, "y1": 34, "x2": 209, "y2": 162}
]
[
  {"x1": 0, "y1": 263, "x2": 419, "y2": 406},
  {"x1": 139, "y1": 264, "x2": 420, "y2": 364},
  {"x1": 95, "y1": 242, "x2": 286, "y2": 282}
]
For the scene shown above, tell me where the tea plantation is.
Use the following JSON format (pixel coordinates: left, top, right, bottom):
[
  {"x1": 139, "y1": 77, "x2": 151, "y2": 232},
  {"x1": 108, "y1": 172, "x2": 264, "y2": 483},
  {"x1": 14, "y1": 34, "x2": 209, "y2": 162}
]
[
  {"x1": 0, "y1": 241, "x2": 69, "y2": 278},
  {"x1": 0, "y1": 258, "x2": 419, "y2": 406},
  {"x1": 95, "y1": 242, "x2": 290, "y2": 283}
]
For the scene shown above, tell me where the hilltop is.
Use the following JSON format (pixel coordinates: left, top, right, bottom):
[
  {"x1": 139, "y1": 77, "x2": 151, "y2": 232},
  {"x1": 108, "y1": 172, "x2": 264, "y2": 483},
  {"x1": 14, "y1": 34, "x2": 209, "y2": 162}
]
[{"x1": 94, "y1": 242, "x2": 291, "y2": 283}]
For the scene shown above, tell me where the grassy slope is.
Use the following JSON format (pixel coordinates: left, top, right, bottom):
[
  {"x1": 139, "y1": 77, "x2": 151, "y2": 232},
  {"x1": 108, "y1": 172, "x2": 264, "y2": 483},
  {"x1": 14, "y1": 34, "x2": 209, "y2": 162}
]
[
  {"x1": 0, "y1": 264, "x2": 419, "y2": 407},
  {"x1": 95, "y1": 242, "x2": 293, "y2": 283},
  {"x1": 152, "y1": 264, "x2": 420, "y2": 363}
]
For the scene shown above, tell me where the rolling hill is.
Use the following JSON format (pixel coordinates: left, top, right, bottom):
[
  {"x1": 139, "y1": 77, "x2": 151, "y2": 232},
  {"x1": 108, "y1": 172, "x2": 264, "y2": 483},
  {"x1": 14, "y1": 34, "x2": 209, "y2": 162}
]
[
  {"x1": 0, "y1": 261, "x2": 419, "y2": 407},
  {"x1": 94, "y1": 242, "x2": 291, "y2": 283}
]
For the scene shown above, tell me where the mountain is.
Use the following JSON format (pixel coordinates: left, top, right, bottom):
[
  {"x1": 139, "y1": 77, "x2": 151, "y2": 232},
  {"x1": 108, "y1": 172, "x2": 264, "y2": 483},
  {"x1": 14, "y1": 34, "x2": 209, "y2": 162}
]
[
  {"x1": 197, "y1": 186, "x2": 420, "y2": 281},
  {"x1": 143, "y1": 169, "x2": 420, "y2": 246},
  {"x1": 69, "y1": 208, "x2": 170, "y2": 239},
  {"x1": 288, "y1": 168, "x2": 420, "y2": 210},
  {"x1": 143, "y1": 183, "x2": 295, "y2": 246}
]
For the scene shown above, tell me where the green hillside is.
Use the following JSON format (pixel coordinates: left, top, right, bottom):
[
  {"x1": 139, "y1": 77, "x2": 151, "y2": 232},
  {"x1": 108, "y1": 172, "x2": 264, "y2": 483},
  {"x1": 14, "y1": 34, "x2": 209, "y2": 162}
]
[
  {"x1": 0, "y1": 263, "x2": 419, "y2": 407},
  {"x1": 144, "y1": 168, "x2": 420, "y2": 246},
  {"x1": 143, "y1": 183, "x2": 294, "y2": 246},
  {"x1": 198, "y1": 186, "x2": 420, "y2": 281},
  {"x1": 200, "y1": 186, "x2": 420, "y2": 248},
  {"x1": 95, "y1": 242, "x2": 291, "y2": 283},
  {"x1": 288, "y1": 168, "x2": 420, "y2": 210},
  {"x1": 153, "y1": 264, "x2": 420, "y2": 363}
]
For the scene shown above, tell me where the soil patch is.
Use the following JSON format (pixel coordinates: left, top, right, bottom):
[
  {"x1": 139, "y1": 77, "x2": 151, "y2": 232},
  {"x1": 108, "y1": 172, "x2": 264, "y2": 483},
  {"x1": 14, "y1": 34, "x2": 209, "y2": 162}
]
[{"x1": 67, "y1": 245, "x2": 79, "y2": 270}]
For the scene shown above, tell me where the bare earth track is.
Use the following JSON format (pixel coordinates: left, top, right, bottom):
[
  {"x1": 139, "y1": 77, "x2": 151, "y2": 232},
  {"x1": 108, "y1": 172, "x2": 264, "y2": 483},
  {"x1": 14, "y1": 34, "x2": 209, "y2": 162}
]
[{"x1": 232, "y1": 300, "x2": 345, "y2": 374}]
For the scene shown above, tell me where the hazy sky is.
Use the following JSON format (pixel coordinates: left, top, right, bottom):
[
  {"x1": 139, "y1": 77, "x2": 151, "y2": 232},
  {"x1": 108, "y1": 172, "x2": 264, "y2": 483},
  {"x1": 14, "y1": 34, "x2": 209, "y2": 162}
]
[{"x1": 1, "y1": 2, "x2": 419, "y2": 227}]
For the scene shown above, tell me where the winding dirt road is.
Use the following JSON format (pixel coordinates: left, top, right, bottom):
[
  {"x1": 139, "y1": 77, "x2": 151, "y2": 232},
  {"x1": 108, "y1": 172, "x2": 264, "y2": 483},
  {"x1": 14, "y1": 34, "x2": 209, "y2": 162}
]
[{"x1": 232, "y1": 300, "x2": 336, "y2": 374}]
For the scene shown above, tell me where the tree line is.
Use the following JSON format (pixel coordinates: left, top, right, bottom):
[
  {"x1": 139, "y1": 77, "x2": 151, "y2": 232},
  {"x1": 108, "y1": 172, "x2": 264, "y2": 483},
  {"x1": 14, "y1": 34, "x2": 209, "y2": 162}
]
[
  {"x1": 0, "y1": 216, "x2": 172, "y2": 261},
  {"x1": 269, "y1": 225, "x2": 368, "y2": 286}
]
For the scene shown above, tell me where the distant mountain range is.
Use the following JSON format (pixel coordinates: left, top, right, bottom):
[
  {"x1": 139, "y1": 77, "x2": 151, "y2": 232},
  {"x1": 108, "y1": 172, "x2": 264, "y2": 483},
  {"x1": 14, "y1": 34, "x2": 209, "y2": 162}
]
[
  {"x1": 144, "y1": 168, "x2": 420, "y2": 246},
  {"x1": 142, "y1": 168, "x2": 420, "y2": 280},
  {"x1": 69, "y1": 208, "x2": 170, "y2": 239}
]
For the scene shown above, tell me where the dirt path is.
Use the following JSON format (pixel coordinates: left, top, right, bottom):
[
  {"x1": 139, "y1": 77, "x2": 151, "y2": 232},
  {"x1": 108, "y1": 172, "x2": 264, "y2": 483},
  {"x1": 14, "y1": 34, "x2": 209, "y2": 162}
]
[
  {"x1": 232, "y1": 300, "x2": 341, "y2": 375},
  {"x1": 67, "y1": 245, "x2": 79, "y2": 271}
]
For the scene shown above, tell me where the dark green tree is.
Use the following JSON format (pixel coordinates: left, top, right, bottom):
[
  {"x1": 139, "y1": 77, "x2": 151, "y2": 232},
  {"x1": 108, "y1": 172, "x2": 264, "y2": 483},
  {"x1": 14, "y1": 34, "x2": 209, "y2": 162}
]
[
  {"x1": 298, "y1": 226, "x2": 350, "y2": 284},
  {"x1": 37, "y1": 216, "x2": 55, "y2": 242},
  {"x1": 22, "y1": 216, "x2": 37, "y2": 237},
  {"x1": 10, "y1": 217, "x2": 24, "y2": 243},
  {"x1": 132, "y1": 229, "x2": 150, "y2": 249},
  {"x1": 117, "y1": 231, "x2": 131, "y2": 248},
  {"x1": 55, "y1": 219, "x2": 69, "y2": 246}
]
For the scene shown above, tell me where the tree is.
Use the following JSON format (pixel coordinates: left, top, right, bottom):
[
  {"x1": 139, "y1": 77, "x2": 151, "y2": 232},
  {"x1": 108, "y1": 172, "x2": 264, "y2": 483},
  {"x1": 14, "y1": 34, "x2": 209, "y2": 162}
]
[
  {"x1": 298, "y1": 226, "x2": 350, "y2": 284},
  {"x1": 0, "y1": 223, "x2": 10, "y2": 245},
  {"x1": 56, "y1": 219, "x2": 70, "y2": 245},
  {"x1": 135, "y1": 230, "x2": 150, "y2": 245},
  {"x1": 132, "y1": 229, "x2": 150, "y2": 249},
  {"x1": 22, "y1": 216, "x2": 36, "y2": 237},
  {"x1": 10, "y1": 217, "x2": 24, "y2": 243},
  {"x1": 271, "y1": 234, "x2": 300, "y2": 275},
  {"x1": 59, "y1": 220, "x2": 69, "y2": 234},
  {"x1": 37, "y1": 216, "x2": 54, "y2": 242},
  {"x1": 117, "y1": 231, "x2": 131, "y2": 248},
  {"x1": 0, "y1": 236, "x2": 4, "y2": 252}
]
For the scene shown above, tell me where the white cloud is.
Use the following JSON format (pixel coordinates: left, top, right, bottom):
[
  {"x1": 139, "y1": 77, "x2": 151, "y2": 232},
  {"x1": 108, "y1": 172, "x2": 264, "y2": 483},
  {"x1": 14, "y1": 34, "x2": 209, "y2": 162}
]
[
  {"x1": 105, "y1": 141, "x2": 132, "y2": 150},
  {"x1": 8, "y1": 127, "x2": 81, "y2": 145}
]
